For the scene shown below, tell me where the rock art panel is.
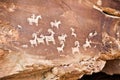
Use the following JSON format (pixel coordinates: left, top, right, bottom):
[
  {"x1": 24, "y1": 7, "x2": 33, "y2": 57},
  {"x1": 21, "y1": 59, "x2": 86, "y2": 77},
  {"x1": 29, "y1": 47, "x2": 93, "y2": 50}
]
[{"x1": 0, "y1": 0, "x2": 120, "y2": 80}]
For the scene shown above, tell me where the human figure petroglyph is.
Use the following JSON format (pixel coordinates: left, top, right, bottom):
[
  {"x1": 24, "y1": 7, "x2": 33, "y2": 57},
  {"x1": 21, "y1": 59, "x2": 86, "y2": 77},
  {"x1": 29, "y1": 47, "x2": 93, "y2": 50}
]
[
  {"x1": 72, "y1": 41, "x2": 80, "y2": 54},
  {"x1": 70, "y1": 27, "x2": 77, "y2": 37},
  {"x1": 29, "y1": 33, "x2": 38, "y2": 47},
  {"x1": 45, "y1": 29, "x2": 56, "y2": 45},
  {"x1": 36, "y1": 34, "x2": 45, "y2": 44},
  {"x1": 58, "y1": 34, "x2": 67, "y2": 43},
  {"x1": 83, "y1": 38, "x2": 92, "y2": 50},
  {"x1": 27, "y1": 14, "x2": 42, "y2": 26},
  {"x1": 57, "y1": 41, "x2": 65, "y2": 53},
  {"x1": 50, "y1": 20, "x2": 61, "y2": 29}
]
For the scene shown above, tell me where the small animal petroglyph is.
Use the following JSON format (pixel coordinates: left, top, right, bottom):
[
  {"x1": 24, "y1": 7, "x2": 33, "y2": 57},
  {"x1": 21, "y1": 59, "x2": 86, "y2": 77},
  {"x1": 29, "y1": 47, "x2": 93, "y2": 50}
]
[
  {"x1": 36, "y1": 34, "x2": 45, "y2": 44},
  {"x1": 57, "y1": 41, "x2": 65, "y2": 53},
  {"x1": 45, "y1": 29, "x2": 56, "y2": 45},
  {"x1": 88, "y1": 31, "x2": 97, "y2": 38},
  {"x1": 50, "y1": 20, "x2": 61, "y2": 29},
  {"x1": 27, "y1": 14, "x2": 42, "y2": 26},
  {"x1": 58, "y1": 34, "x2": 67, "y2": 43},
  {"x1": 70, "y1": 27, "x2": 77, "y2": 37},
  {"x1": 29, "y1": 33, "x2": 38, "y2": 47},
  {"x1": 83, "y1": 38, "x2": 92, "y2": 50},
  {"x1": 72, "y1": 41, "x2": 80, "y2": 54},
  {"x1": 29, "y1": 39, "x2": 37, "y2": 47}
]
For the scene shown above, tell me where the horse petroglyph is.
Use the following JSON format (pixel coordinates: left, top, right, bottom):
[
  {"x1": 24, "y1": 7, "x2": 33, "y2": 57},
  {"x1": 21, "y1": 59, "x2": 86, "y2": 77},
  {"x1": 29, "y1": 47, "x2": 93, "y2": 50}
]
[
  {"x1": 27, "y1": 14, "x2": 42, "y2": 26},
  {"x1": 57, "y1": 41, "x2": 65, "y2": 53},
  {"x1": 45, "y1": 29, "x2": 56, "y2": 45},
  {"x1": 70, "y1": 27, "x2": 77, "y2": 38},
  {"x1": 72, "y1": 41, "x2": 80, "y2": 54},
  {"x1": 50, "y1": 20, "x2": 61, "y2": 29}
]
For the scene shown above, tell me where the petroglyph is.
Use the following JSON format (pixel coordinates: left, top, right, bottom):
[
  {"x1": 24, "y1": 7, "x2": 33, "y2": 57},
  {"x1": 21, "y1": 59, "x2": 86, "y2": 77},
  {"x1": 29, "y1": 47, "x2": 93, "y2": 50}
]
[
  {"x1": 27, "y1": 14, "x2": 42, "y2": 26},
  {"x1": 45, "y1": 29, "x2": 56, "y2": 45},
  {"x1": 70, "y1": 27, "x2": 77, "y2": 37},
  {"x1": 50, "y1": 20, "x2": 61, "y2": 29},
  {"x1": 29, "y1": 33, "x2": 38, "y2": 47},
  {"x1": 83, "y1": 38, "x2": 92, "y2": 50},
  {"x1": 72, "y1": 41, "x2": 80, "y2": 54},
  {"x1": 36, "y1": 34, "x2": 45, "y2": 44},
  {"x1": 58, "y1": 34, "x2": 67, "y2": 43},
  {"x1": 88, "y1": 31, "x2": 97, "y2": 38},
  {"x1": 57, "y1": 41, "x2": 65, "y2": 53}
]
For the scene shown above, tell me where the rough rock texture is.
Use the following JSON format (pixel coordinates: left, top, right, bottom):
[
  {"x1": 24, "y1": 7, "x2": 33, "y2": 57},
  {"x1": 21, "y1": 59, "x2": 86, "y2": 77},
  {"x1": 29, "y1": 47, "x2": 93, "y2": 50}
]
[
  {"x1": 102, "y1": 59, "x2": 120, "y2": 75},
  {"x1": 0, "y1": 0, "x2": 120, "y2": 80}
]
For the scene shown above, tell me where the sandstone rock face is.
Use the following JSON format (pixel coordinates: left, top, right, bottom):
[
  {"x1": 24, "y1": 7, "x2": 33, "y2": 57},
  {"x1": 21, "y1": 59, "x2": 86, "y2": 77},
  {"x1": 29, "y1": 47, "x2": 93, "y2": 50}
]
[
  {"x1": 102, "y1": 59, "x2": 120, "y2": 75},
  {"x1": 0, "y1": 0, "x2": 120, "y2": 80}
]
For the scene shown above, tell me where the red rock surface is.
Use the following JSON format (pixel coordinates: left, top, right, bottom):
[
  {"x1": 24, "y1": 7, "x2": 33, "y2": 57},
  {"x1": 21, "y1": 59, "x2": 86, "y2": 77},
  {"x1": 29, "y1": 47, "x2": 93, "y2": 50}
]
[{"x1": 0, "y1": 0, "x2": 120, "y2": 80}]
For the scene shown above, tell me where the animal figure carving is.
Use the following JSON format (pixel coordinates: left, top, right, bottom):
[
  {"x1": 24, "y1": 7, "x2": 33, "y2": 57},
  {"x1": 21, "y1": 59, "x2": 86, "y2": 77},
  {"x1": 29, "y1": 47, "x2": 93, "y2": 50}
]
[
  {"x1": 45, "y1": 29, "x2": 55, "y2": 45},
  {"x1": 72, "y1": 41, "x2": 80, "y2": 54},
  {"x1": 70, "y1": 27, "x2": 77, "y2": 37},
  {"x1": 36, "y1": 34, "x2": 45, "y2": 44},
  {"x1": 57, "y1": 41, "x2": 65, "y2": 53},
  {"x1": 58, "y1": 34, "x2": 67, "y2": 43},
  {"x1": 1, "y1": 0, "x2": 120, "y2": 80},
  {"x1": 50, "y1": 20, "x2": 61, "y2": 29},
  {"x1": 27, "y1": 14, "x2": 42, "y2": 26}
]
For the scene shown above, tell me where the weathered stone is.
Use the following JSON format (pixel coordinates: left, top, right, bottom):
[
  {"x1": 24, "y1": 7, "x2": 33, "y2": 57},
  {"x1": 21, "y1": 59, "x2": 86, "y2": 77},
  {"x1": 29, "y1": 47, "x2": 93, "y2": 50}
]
[
  {"x1": 0, "y1": 0, "x2": 120, "y2": 80},
  {"x1": 102, "y1": 59, "x2": 120, "y2": 75}
]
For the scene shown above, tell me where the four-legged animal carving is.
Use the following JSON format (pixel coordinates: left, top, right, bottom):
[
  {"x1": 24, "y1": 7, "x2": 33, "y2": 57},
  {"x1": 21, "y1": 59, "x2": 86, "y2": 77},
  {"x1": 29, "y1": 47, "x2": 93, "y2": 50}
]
[
  {"x1": 70, "y1": 27, "x2": 77, "y2": 37},
  {"x1": 27, "y1": 14, "x2": 42, "y2": 26},
  {"x1": 37, "y1": 34, "x2": 45, "y2": 44},
  {"x1": 58, "y1": 34, "x2": 67, "y2": 43},
  {"x1": 45, "y1": 29, "x2": 55, "y2": 45},
  {"x1": 29, "y1": 33, "x2": 38, "y2": 47},
  {"x1": 57, "y1": 41, "x2": 65, "y2": 53},
  {"x1": 83, "y1": 39, "x2": 91, "y2": 50},
  {"x1": 72, "y1": 41, "x2": 80, "y2": 54},
  {"x1": 50, "y1": 20, "x2": 61, "y2": 29}
]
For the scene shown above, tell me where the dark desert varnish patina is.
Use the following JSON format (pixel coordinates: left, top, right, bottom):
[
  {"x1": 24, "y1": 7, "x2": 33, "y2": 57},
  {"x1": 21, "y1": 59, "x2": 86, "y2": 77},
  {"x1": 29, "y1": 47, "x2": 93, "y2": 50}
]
[{"x1": 0, "y1": 0, "x2": 120, "y2": 80}]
